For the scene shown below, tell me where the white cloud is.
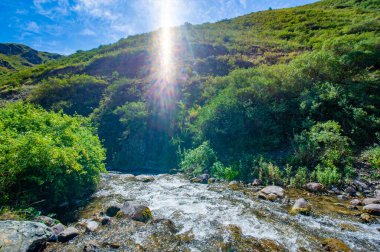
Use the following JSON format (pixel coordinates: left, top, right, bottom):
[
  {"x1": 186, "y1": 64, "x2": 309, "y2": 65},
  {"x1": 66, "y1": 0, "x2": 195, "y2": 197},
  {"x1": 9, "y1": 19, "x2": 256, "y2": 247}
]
[
  {"x1": 26, "y1": 21, "x2": 40, "y2": 33},
  {"x1": 33, "y1": 0, "x2": 70, "y2": 19},
  {"x1": 80, "y1": 28, "x2": 96, "y2": 36}
]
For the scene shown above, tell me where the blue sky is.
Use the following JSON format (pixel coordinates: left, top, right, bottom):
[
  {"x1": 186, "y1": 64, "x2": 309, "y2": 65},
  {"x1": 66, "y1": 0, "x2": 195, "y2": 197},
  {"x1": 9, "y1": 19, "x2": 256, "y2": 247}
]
[{"x1": 0, "y1": 0, "x2": 317, "y2": 55}]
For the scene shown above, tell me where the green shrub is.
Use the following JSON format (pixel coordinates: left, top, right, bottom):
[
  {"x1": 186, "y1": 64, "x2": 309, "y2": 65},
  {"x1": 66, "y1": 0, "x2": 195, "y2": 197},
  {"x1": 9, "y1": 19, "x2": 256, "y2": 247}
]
[
  {"x1": 294, "y1": 121, "x2": 352, "y2": 171},
  {"x1": 290, "y1": 167, "x2": 308, "y2": 188},
  {"x1": 313, "y1": 165, "x2": 341, "y2": 187},
  {"x1": 251, "y1": 157, "x2": 283, "y2": 185},
  {"x1": 211, "y1": 162, "x2": 239, "y2": 181},
  {"x1": 361, "y1": 145, "x2": 380, "y2": 176},
  {"x1": 0, "y1": 102, "x2": 106, "y2": 207},
  {"x1": 180, "y1": 141, "x2": 217, "y2": 176}
]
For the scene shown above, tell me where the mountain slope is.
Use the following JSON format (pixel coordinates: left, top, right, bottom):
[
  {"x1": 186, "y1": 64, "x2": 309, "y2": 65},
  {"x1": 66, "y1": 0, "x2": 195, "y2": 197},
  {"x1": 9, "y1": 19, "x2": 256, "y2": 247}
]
[
  {"x1": 0, "y1": 43, "x2": 62, "y2": 76},
  {"x1": 0, "y1": 0, "x2": 379, "y2": 181}
]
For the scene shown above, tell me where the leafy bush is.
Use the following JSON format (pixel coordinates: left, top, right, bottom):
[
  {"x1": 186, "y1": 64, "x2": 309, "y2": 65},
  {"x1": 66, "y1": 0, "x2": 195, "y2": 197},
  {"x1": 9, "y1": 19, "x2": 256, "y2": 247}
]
[
  {"x1": 0, "y1": 102, "x2": 106, "y2": 207},
  {"x1": 313, "y1": 165, "x2": 341, "y2": 187},
  {"x1": 290, "y1": 167, "x2": 308, "y2": 188},
  {"x1": 294, "y1": 121, "x2": 352, "y2": 171},
  {"x1": 180, "y1": 141, "x2": 217, "y2": 176},
  {"x1": 251, "y1": 157, "x2": 283, "y2": 185},
  {"x1": 361, "y1": 145, "x2": 380, "y2": 171},
  {"x1": 211, "y1": 162, "x2": 239, "y2": 181}
]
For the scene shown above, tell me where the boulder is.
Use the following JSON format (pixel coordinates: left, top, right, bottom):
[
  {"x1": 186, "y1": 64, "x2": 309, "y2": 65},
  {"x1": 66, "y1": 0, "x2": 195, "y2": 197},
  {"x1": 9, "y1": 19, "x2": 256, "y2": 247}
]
[
  {"x1": 363, "y1": 198, "x2": 380, "y2": 205},
  {"x1": 349, "y1": 199, "x2": 362, "y2": 206},
  {"x1": 352, "y1": 180, "x2": 368, "y2": 191},
  {"x1": 57, "y1": 227, "x2": 79, "y2": 242},
  {"x1": 259, "y1": 185, "x2": 285, "y2": 199},
  {"x1": 136, "y1": 175, "x2": 155, "y2": 182},
  {"x1": 252, "y1": 179, "x2": 262, "y2": 186},
  {"x1": 84, "y1": 220, "x2": 99, "y2": 232},
  {"x1": 360, "y1": 213, "x2": 375, "y2": 223},
  {"x1": 34, "y1": 215, "x2": 56, "y2": 227},
  {"x1": 290, "y1": 198, "x2": 311, "y2": 215},
  {"x1": 118, "y1": 201, "x2": 153, "y2": 222},
  {"x1": 190, "y1": 174, "x2": 210, "y2": 184},
  {"x1": 0, "y1": 221, "x2": 54, "y2": 252},
  {"x1": 321, "y1": 238, "x2": 352, "y2": 252},
  {"x1": 228, "y1": 181, "x2": 239, "y2": 190},
  {"x1": 208, "y1": 178, "x2": 217, "y2": 184},
  {"x1": 106, "y1": 205, "x2": 122, "y2": 217},
  {"x1": 375, "y1": 190, "x2": 380, "y2": 199},
  {"x1": 51, "y1": 223, "x2": 65, "y2": 235},
  {"x1": 337, "y1": 195, "x2": 348, "y2": 200},
  {"x1": 83, "y1": 240, "x2": 100, "y2": 252},
  {"x1": 362, "y1": 204, "x2": 380, "y2": 216},
  {"x1": 305, "y1": 182, "x2": 324, "y2": 193},
  {"x1": 345, "y1": 186, "x2": 356, "y2": 196}
]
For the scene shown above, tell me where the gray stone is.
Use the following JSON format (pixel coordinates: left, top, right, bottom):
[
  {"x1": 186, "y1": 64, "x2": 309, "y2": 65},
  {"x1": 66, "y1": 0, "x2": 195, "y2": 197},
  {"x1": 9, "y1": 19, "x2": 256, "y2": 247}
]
[
  {"x1": 57, "y1": 227, "x2": 79, "y2": 242},
  {"x1": 119, "y1": 201, "x2": 153, "y2": 222},
  {"x1": 375, "y1": 190, "x2": 380, "y2": 199},
  {"x1": 51, "y1": 223, "x2": 65, "y2": 235},
  {"x1": 0, "y1": 220, "x2": 53, "y2": 252},
  {"x1": 260, "y1": 185, "x2": 284, "y2": 198},
  {"x1": 363, "y1": 204, "x2": 380, "y2": 216},
  {"x1": 290, "y1": 198, "x2": 311, "y2": 215},
  {"x1": 34, "y1": 216, "x2": 56, "y2": 227},
  {"x1": 84, "y1": 221, "x2": 99, "y2": 232},
  {"x1": 305, "y1": 182, "x2": 324, "y2": 193},
  {"x1": 349, "y1": 199, "x2": 362, "y2": 206},
  {"x1": 136, "y1": 175, "x2": 155, "y2": 182},
  {"x1": 252, "y1": 179, "x2": 262, "y2": 186},
  {"x1": 363, "y1": 198, "x2": 380, "y2": 205}
]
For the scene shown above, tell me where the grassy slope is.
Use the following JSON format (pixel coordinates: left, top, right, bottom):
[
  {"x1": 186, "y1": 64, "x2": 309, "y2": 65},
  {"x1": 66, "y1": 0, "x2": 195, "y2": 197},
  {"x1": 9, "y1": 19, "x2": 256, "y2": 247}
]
[{"x1": 0, "y1": 0, "x2": 378, "y2": 97}]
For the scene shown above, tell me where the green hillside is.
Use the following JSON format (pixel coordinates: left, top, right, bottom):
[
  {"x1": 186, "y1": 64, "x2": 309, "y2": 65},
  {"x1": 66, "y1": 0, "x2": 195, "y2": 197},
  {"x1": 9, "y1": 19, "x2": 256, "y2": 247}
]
[
  {"x1": 0, "y1": 43, "x2": 62, "y2": 76},
  {"x1": 1, "y1": 0, "x2": 380, "y2": 186}
]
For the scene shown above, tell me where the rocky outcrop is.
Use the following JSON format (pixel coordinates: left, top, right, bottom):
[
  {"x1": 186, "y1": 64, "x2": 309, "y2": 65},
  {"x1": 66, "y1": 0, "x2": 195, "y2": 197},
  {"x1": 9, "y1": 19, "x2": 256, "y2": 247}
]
[
  {"x1": 190, "y1": 174, "x2": 210, "y2": 184},
  {"x1": 118, "y1": 201, "x2": 153, "y2": 222},
  {"x1": 258, "y1": 185, "x2": 284, "y2": 200},
  {"x1": 363, "y1": 198, "x2": 380, "y2": 205},
  {"x1": 51, "y1": 223, "x2": 65, "y2": 236},
  {"x1": 57, "y1": 227, "x2": 80, "y2": 242},
  {"x1": 305, "y1": 182, "x2": 324, "y2": 193},
  {"x1": 322, "y1": 238, "x2": 352, "y2": 252},
  {"x1": 362, "y1": 204, "x2": 380, "y2": 216},
  {"x1": 290, "y1": 198, "x2": 311, "y2": 215},
  {"x1": 0, "y1": 221, "x2": 53, "y2": 252},
  {"x1": 136, "y1": 175, "x2": 155, "y2": 182}
]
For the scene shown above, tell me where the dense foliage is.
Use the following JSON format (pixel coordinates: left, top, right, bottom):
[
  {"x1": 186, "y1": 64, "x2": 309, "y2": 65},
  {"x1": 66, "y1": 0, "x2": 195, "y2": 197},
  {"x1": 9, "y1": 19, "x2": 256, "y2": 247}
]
[
  {"x1": 0, "y1": 0, "x2": 379, "y2": 187},
  {"x1": 0, "y1": 103, "x2": 106, "y2": 208}
]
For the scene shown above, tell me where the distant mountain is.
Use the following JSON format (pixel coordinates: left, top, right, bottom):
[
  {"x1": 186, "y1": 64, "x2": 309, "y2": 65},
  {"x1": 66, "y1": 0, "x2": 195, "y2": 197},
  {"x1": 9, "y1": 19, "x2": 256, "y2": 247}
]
[{"x1": 0, "y1": 43, "x2": 62, "y2": 75}]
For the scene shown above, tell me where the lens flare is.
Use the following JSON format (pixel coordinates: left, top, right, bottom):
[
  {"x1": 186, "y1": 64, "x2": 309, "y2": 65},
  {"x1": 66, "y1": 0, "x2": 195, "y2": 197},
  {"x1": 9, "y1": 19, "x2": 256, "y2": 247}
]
[{"x1": 159, "y1": 0, "x2": 174, "y2": 82}]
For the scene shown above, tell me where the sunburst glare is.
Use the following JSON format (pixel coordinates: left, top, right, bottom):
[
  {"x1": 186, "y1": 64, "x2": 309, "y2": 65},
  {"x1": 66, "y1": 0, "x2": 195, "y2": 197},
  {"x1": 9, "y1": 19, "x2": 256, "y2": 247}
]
[{"x1": 159, "y1": 0, "x2": 175, "y2": 82}]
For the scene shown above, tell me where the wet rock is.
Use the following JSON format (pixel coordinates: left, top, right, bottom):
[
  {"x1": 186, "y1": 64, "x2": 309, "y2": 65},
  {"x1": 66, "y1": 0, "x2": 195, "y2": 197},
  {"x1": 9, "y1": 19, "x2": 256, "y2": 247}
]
[
  {"x1": 305, "y1": 182, "x2": 324, "y2": 193},
  {"x1": 252, "y1": 179, "x2": 262, "y2": 186},
  {"x1": 190, "y1": 174, "x2": 210, "y2": 183},
  {"x1": 83, "y1": 240, "x2": 100, "y2": 252},
  {"x1": 363, "y1": 198, "x2": 380, "y2": 205},
  {"x1": 352, "y1": 180, "x2": 368, "y2": 191},
  {"x1": 57, "y1": 227, "x2": 79, "y2": 242},
  {"x1": 153, "y1": 218, "x2": 177, "y2": 233},
  {"x1": 102, "y1": 241, "x2": 121, "y2": 249},
  {"x1": 322, "y1": 238, "x2": 352, "y2": 252},
  {"x1": 362, "y1": 204, "x2": 380, "y2": 216},
  {"x1": 375, "y1": 189, "x2": 380, "y2": 199},
  {"x1": 259, "y1": 185, "x2": 285, "y2": 200},
  {"x1": 136, "y1": 175, "x2": 155, "y2": 182},
  {"x1": 0, "y1": 221, "x2": 54, "y2": 252},
  {"x1": 106, "y1": 205, "x2": 122, "y2": 217},
  {"x1": 260, "y1": 239, "x2": 286, "y2": 252},
  {"x1": 331, "y1": 187, "x2": 341, "y2": 194},
  {"x1": 337, "y1": 195, "x2": 348, "y2": 200},
  {"x1": 176, "y1": 230, "x2": 195, "y2": 243},
  {"x1": 84, "y1": 220, "x2": 99, "y2": 232},
  {"x1": 225, "y1": 224, "x2": 242, "y2": 241},
  {"x1": 345, "y1": 186, "x2": 356, "y2": 196},
  {"x1": 51, "y1": 223, "x2": 65, "y2": 235},
  {"x1": 290, "y1": 198, "x2": 311, "y2": 215},
  {"x1": 360, "y1": 213, "x2": 375, "y2": 223},
  {"x1": 99, "y1": 216, "x2": 111, "y2": 225},
  {"x1": 208, "y1": 177, "x2": 217, "y2": 184},
  {"x1": 228, "y1": 181, "x2": 239, "y2": 190},
  {"x1": 118, "y1": 201, "x2": 153, "y2": 222},
  {"x1": 34, "y1": 215, "x2": 57, "y2": 227},
  {"x1": 349, "y1": 199, "x2": 362, "y2": 206}
]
